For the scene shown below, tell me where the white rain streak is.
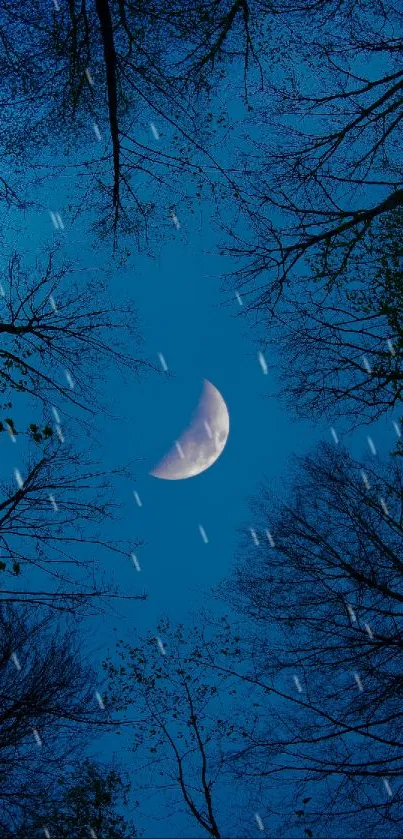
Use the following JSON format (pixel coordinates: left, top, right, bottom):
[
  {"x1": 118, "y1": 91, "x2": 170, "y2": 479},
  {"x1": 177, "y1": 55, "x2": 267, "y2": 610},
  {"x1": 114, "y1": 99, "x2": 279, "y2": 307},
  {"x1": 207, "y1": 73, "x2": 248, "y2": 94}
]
[
  {"x1": 387, "y1": 339, "x2": 396, "y2": 356},
  {"x1": 6, "y1": 422, "x2": 16, "y2": 443},
  {"x1": 393, "y1": 421, "x2": 401, "y2": 438},
  {"x1": 347, "y1": 604, "x2": 357, "y2": 623},
  {"x1": 85, "y1": 68, "x2": 94, "y2": 86},
  {"x1": 204, "y1": 420, "x2": 213, "y2": 439},
  {"x1": 49, "y1": 211, "x2": 64, "y2": 230},
  {"x1": 14, "y1": 469, "x2": 24, "y2": 489},
  {"x1": 175, "y1": 441, "x2": 185, "y2": 459},
  {"x1": 354, "y1": 672, "x2": 363, "y2": 692},
  {"x1": 199, "y1": 524, "x2": 209, "y2": 544},
  {"x1": 89, "y1": 830, "x2": 98, "y2": 839},
  {"x1": 93, "y1": 123, "x2": 102, "y2": 141},
  {"x1": 95, "y1": 691, "x2": 105, "y2": 710},
  {"x1": 133, "y1": 490, "x2": 142, "y2": 507},
  {"x1": 250, "y1": 528, "x2": 260, "y2": 546},
  {"x1": 56, "y1": 424, "x2": 64, "y2": 443},
  {"x1": 384, "y1": 779, "x2": 393, "y2": 797},
  {"x1": 52, "y1": 407, "x2": 61, "y2": 424},
  {"x1": 156, "y1": 637, "x2": 166, "y2": 655},
  {"x1": 293, "y1": 675, "x2": 303, "y2": 693},
  {"x1": 361, "y1": 470, "x2": 371, "y2": 490},
  {"x1": 131, "y1": 553, "x2": 141, "y2": 571},
  {"x1": 265, "y1": 530, "x2": 275, "y2": 547},
  {"x1": 0, "y1": 283, "x2": 5, "y2": 297},
  {"x1": 52, "y1": 0, "x2": 60, "y2": 9},
  {"x1": 362, "y1": 355, "x2": 372, "y2": 374},
  {"x1": 330, "y1": 427, "x2": 339, "y2": 444},
  {"x1": 150, "y1": 122, "x2": 160, "y2": 140},
  {"x1": 365, "y1": 622, "x2": 374, "y2": 639},
  {"x1": 33, "y1": 728, "x2": 42, "y2": 746},
  {"x1": 49, "y1": 495, "x2": 58, "y2": 512},
  {"x1": 49, "y1": 295, "x2": 57, "y2": 312},
  {"x1": 65, "y1": 370, "x2": 74, "y2": 389},
  {"x1": 380, "y1": 497, "x2": 389, "y2": 516},
  {"x1": 367, "y1": 436, "x2": 377, "y2": 456},
  {"x1": 255, "y1": 813, "x2": 264, "y2": 832},
  {"x1": 258, "y1": 351, "x2": 268, "y2": 375},
  {"x1": 158, "y1": 352, "x2": 168, "y2": 371},
  {"x1": 235, "y1": 291, "x2": 243, "y2": 307},
  {"x1": 171, "y1": 210, "x2": 181, "y2": 230},
  {"x1": 43, "y1": 829, "x2": 51, "y2": 839},
  {"x1": 11, "y1": 652, "x2": 21, "y2": 671}
]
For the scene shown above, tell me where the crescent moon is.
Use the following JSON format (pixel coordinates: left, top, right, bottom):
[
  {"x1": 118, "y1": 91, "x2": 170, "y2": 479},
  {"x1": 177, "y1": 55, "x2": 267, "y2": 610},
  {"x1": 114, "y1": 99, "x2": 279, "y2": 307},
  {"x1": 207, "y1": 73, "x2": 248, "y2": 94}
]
[{"x1": 150, "y1": 379, "x2": 229, "y2": 480}]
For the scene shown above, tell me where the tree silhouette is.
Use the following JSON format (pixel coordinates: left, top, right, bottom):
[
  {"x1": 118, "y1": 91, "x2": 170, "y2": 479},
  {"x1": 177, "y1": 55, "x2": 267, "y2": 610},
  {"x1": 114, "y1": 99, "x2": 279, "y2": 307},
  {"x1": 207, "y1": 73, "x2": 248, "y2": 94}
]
[
  {"x1": 219, "y1": 442, "x2": 403, "y2": 837},
  {"x1": 0, "y1": 245, "x2": 151, "y2": 429},
  {"x1": 0, "y1": 604, "x2": 102, "y2": 832},
  {"x1": 0, "y1": 0, "x2": 267, "y2": 242},
  {"x1": 0, "y1": 604, "x2": 139, "y2": 837},
  {"x1": 0, "y1": 439, "x2": 145, "y2": 614},
  {"x1": 261, "y1": 206, "x2": 403, "y2": 429},
  {"x1": 14, "y1": 758, "x2": 139, "y2": 839},
  {"x1": 103, "y1": 616, "x2": 262, "y2": 838},
  {"x1": 224, "y1": 1, "x2": 403, "y2": 313}
]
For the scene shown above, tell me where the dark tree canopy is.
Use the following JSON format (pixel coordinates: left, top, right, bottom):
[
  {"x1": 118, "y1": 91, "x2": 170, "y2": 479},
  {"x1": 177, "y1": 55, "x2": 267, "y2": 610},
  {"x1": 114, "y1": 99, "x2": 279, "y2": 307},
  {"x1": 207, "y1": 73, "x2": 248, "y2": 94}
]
[
  {"x1": 0, "y1": 605, "x2": 103, "y2": 834},
  {"x1": 222, "y1": 442, "x2": 403, "y2": 837},
  {"x1": 103, "y1": 617, "x2": 264, "y2": 838},
  {"x1": 0, "y1": 439, "x2": 145, "y2": 614},
  {"x1": 260, "y1": 206, "x2": 403, "y2": 428},
  {"x1": 0, "y1": 0, "x2": 272, "y2": 242},
  {"x1": 16, "y1": 758, "x2": 138, "y2": 839},
  {"x1": 224, "y1": 0, "x2": 403, "y2": 313},
  {"x1": 0, "y1": 245, "x2": 150, "y2": 426}
]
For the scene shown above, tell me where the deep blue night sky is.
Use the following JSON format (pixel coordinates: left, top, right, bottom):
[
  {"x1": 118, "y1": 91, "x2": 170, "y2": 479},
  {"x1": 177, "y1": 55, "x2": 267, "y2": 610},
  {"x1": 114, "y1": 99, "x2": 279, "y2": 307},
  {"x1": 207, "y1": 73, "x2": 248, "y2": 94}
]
[
  {"x1": 2, "y1": 75, "x2": 400, "y2": 837},
  {"x1": 3, "y1": 165, "x2": 321, "y2": 633}
]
